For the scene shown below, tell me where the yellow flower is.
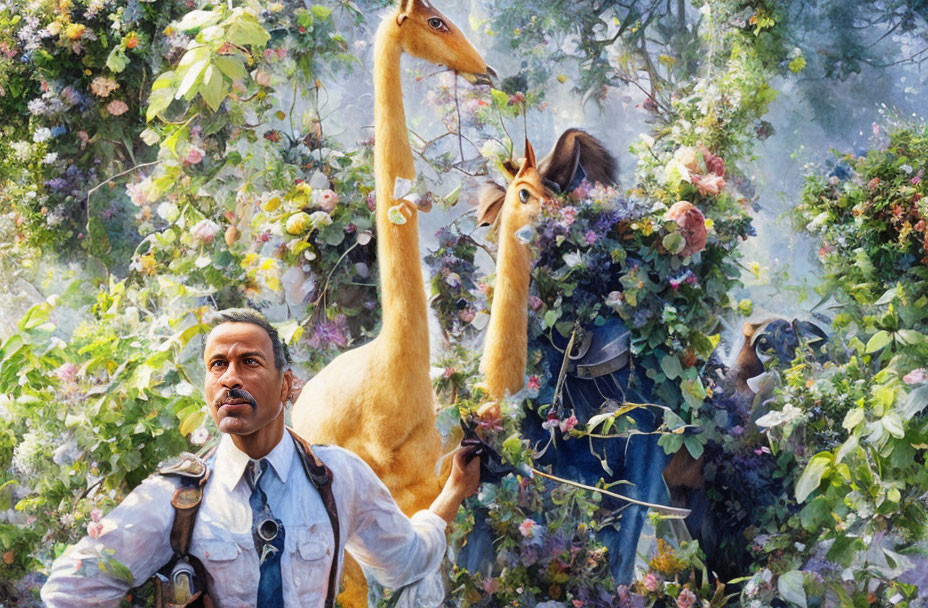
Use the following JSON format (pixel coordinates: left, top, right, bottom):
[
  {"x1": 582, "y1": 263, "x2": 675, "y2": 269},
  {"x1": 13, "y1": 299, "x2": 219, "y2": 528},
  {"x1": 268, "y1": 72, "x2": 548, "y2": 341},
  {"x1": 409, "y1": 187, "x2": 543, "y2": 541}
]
[
  {"x1": 704, "y1": 218, "x2": 715, "y2": 230},
  {"x1": 241, "y1": 252, "x2": 259, "y2": 268},
  {"x1": 46, "y1": 21, "x2": 63, "y2": 36},
  {"x1": 65, "y1": 23, "x2": 86, "y2": 40},
  {"x1": 138, "y1": 253, "x2": 156, "y2": 275},
  {"x1": 639, "y1": 219, "x2": 654, "y2": 236}
]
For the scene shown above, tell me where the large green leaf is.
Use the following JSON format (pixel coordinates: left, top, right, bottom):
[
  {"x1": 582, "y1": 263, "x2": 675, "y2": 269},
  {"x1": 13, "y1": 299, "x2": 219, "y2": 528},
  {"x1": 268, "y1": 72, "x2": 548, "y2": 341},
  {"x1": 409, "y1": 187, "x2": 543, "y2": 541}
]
[
  {"x1": 865, "y1": 330, "x2": 891, "y2": 353},
  {"x1": 199, "y1": 64, "x2": 227, "y2": 112},
  {"x1": 795, "y1": 452, "x2": 832, "y2": 503},
  {"x1": 214, "y1": 55, "x2": 247, "y2": 82},
  {"x1": 176, "y1": 9, "x2": 222, "y2": 31}
]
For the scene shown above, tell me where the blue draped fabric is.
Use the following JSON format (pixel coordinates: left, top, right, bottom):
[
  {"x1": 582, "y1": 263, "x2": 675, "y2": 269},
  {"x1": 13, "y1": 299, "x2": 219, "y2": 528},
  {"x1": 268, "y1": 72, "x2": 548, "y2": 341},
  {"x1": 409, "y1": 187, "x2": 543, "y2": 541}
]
[{"x1": 522, "y1": 318, "x2": 671, "y2": 585}]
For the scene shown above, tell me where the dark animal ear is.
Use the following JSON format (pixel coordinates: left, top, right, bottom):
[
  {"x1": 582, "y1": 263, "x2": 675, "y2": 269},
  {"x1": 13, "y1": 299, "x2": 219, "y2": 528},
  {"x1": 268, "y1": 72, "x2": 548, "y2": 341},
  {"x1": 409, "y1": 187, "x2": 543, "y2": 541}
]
[
  {"x1": 476, "y1": 182, "x2": 506, "y2": 227},
  {"x1": 540, "y1": 129, "x2": 618, "y2": 191},
  {"x1": 501, "y1": 159, "x2": 521, "y2": 183}
]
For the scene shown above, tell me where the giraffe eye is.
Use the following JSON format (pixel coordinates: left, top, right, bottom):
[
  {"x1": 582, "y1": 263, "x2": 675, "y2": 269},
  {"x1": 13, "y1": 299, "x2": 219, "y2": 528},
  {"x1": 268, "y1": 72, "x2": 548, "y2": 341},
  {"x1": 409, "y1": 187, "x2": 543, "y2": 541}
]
[
  {"x1": 428, "y1": 17, "x2": 448, "y2": 31},
  {"x1": 519, "y1": 188, "x2": 530, "y2": 204}
]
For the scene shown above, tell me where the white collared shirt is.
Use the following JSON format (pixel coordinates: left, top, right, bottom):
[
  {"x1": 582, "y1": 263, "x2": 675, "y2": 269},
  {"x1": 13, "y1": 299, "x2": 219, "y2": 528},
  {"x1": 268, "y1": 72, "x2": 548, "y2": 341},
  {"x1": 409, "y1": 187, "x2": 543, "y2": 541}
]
[{"x1": 41, "y1": 433, "x2": 448, "y2": 607}]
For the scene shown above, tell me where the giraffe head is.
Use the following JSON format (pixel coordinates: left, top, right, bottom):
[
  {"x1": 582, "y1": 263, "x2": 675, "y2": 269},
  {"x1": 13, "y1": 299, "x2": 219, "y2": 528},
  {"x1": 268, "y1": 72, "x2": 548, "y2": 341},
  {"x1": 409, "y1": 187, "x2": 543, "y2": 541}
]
[
  {"x1": 477, "y1": 139, "x2": 555, "y2": 234},
  {"x1": 392, "y1": 0, "x2": 495, "y2": 85}
]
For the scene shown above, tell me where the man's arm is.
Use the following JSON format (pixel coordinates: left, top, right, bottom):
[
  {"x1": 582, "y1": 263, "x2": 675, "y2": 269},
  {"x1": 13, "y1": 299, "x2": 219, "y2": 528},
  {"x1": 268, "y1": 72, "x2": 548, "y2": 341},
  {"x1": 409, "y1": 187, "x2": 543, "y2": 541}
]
[
  {"x1": 336, "y1": 445, "x2": 480, "y2": 589},
  {"x1": 41, "y1": 475, "x2": 176, "y2": 607}
]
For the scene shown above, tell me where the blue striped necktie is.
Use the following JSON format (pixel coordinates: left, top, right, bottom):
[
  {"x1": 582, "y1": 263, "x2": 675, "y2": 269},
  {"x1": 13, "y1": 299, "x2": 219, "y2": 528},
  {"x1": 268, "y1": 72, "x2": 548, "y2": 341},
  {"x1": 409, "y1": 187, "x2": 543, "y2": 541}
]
[{"x1": 246, "y1": 459, "x2": 285, "y2": 606}]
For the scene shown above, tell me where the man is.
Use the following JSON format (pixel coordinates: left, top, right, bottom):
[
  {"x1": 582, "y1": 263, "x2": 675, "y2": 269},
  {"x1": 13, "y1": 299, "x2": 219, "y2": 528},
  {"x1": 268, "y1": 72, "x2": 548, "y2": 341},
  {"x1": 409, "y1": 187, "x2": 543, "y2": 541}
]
[{"x1": 42, "y1": 308, "x2": 480, "y2": 607}]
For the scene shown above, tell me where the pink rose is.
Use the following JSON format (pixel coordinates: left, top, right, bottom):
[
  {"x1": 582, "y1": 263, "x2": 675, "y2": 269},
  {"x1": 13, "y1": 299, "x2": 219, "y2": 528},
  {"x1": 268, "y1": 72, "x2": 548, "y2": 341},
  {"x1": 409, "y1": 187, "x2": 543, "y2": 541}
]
[
  {"x1": 55, "y1": 362, "x2": 78, "y2": 384},
  {"x1": 105, "y1": 100, "x2": 128, "y2": 116},
  {"x1": 667, "y1": 201, "x2": 708, "y2": 257},
  {"x1": 481, "y1": 578, "x2": 500, "y2": 594},
  {"x1": 316, "y1": 189, "x2": 338, "y2": 213},
  {"x1": 702, "y1": 146, "x2": 726, "y2": 177},
  {"x1": 184, "y1": 148, "x2": 204, "y2": 165},
  {"x1": 693, "y1": 173, "x2": 725, "y2": 196},
  {"x1": 676, "y1": 588, "x2": 697, "y2": 608},
  {"x1": 518, "y1": 518, "x2": 537, "y2": 538},
  {"x1": 903, "y1": 369, "x2": 927, "y2": 385},
  {"x1": 191, "y1": 219, "x2": 220, "y2": 243},
  {"x1": 527, "y1": 375, "x2": 542, "y2": 391}
]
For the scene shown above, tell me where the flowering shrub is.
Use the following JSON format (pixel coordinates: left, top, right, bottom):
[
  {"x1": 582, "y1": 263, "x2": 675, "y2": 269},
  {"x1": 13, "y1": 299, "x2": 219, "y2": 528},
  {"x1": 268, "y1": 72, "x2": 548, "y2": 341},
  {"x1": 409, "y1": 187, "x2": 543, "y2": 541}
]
[{"x1": 721, "y1": 123, "x2": 928, "y2": 607}]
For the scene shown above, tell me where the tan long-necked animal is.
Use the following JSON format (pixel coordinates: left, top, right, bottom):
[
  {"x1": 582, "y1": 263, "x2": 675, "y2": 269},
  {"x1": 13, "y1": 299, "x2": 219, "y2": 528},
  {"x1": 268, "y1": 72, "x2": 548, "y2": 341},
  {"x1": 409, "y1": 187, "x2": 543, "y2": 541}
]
[
  {"x1": 291, "y1": 0, "x2": 492, "y2": 604},
  {"x1": 477, "y1": 132, "x2": 617, "y2": 400}
]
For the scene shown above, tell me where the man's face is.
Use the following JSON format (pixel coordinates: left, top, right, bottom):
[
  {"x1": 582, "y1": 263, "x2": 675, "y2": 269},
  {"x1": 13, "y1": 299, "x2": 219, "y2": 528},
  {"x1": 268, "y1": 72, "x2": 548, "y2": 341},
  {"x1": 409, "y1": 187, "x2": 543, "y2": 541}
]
[{"x1": 203, "y1": 322, "x2": 291, "y2": 437}]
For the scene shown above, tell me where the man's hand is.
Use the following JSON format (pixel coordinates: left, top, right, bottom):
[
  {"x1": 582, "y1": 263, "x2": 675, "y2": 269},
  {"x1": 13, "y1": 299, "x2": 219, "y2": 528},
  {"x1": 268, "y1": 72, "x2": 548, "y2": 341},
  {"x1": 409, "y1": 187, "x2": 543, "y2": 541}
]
[
  {"x1": 448, "y1": 445, "x2": 481, "y2": 500},
  {"x1": 429, "y1": 444, "x2": 482, "y2": 524}
]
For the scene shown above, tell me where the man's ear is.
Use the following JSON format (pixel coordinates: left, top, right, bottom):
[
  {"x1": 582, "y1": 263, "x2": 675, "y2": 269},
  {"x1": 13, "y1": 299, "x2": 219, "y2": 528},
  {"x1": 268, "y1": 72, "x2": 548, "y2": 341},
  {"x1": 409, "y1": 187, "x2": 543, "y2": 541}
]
[
  {"x1": 476, "y1": 182, "x2": 506, "y2": 227},
  {"x1": 281, "y1": 368, "x2": 294, "y2": 403}
]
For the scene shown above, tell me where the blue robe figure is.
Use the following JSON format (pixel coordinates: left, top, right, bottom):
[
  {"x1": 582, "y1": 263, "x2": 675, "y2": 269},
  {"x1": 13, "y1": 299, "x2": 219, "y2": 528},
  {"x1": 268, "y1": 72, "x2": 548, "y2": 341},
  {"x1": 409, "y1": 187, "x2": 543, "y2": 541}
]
[{"x1": 523, "y1": 318, "x2": 671, "y2": 585}]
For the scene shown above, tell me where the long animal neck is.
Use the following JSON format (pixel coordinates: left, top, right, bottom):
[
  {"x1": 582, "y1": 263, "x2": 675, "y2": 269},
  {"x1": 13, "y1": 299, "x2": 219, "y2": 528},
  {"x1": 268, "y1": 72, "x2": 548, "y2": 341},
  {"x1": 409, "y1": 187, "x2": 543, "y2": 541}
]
[
  {"x1": 373, "y1": 20, "x2": 429, "y2": 365},
  {"x1": 481, "y1": 218, "x2": 531, "y2": 400}
]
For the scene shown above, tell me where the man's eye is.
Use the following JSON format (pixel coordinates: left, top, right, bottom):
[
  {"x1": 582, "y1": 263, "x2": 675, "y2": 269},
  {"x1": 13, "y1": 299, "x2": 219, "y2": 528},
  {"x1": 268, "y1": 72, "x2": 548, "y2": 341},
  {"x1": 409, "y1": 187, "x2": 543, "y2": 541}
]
[
  {"x1": 210, "y1": 360, "x2": 227, "y2": 369},
  {"x1": 244, "y1": 358, "x2": 258, "y2": 365}
]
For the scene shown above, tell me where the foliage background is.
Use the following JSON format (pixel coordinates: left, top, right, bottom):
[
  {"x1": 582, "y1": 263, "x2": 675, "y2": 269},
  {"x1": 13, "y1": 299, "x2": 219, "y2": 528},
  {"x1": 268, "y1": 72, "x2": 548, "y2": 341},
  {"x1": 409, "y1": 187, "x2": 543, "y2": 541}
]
[{"x1": 1, "y1": 0, "x2": 927, "y2": 606}]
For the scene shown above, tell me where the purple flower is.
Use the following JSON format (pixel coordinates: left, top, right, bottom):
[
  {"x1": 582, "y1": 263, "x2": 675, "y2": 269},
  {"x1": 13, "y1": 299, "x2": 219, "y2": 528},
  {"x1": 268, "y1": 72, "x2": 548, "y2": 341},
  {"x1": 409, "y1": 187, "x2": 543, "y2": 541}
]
[
  {"x1": 584, "y1": 230, "x2": 598, "y2": 245},
  {"x1": 308, "y1": 315, "x2": 349, "y2": 349}
]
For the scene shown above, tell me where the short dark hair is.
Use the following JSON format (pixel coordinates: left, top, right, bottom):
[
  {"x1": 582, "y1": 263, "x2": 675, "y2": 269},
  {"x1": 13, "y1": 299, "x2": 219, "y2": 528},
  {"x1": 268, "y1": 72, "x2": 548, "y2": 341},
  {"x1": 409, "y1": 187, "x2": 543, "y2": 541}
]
[{"x1": 206, "y1": 308, "x2": 291, "y2": 372}]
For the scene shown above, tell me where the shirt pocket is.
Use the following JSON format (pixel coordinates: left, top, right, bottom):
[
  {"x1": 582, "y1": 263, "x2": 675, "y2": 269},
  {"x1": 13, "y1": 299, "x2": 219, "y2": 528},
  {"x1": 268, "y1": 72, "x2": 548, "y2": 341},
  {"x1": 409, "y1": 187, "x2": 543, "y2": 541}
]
[
  {"x1": 288, "y1": 523, "x2": 333, "y2": 601},
  {"x1": 190, "y1": 523, "x2": 251, "y2": 605}
]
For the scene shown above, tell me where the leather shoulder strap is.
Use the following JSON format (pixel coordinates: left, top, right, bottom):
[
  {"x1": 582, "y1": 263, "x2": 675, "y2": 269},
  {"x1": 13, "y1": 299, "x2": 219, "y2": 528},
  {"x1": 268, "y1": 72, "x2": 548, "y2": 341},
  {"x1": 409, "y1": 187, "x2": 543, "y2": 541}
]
[
  {"x1": 160, "y1": 448, "x2": 215, "y2": 555},
  {"x1": 287, "y1": 427, "x2": 340, "y2": 608}
]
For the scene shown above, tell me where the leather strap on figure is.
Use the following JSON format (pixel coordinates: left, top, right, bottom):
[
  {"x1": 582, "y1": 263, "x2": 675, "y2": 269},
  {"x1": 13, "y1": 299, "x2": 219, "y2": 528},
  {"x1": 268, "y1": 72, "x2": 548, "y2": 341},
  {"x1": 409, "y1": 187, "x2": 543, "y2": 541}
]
[{"x1": 287, "y1": 427, "x2": 340, "y2": 608}]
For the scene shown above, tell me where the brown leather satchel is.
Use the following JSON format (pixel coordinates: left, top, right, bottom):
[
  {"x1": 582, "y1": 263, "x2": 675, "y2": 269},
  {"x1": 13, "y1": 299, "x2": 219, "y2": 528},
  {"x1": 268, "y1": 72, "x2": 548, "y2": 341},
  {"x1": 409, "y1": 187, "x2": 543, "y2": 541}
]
[{"x1": 151, "y1": 429, "x2": 340, "y2": 608}]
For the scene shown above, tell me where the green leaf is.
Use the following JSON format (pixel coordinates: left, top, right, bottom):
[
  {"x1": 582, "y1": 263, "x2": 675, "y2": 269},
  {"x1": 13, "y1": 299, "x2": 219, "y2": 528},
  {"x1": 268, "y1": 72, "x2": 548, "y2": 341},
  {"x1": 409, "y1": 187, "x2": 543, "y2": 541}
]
[
  {"x1": 176, "y1": 9, "x2": 222, "y2": 31},
  {"x1": 105, "y1": 47, "x2": 129, "y2": 73},
  {"x1": 777, "y1": 570, "x2": 807, "y2": 608},
  {"x1": 865, "y1": 330, "x2": 892, "y2": 353},
  {"x1": 199, "y1": 64, "x2": 226, "y2": 112},
  {"x1": 543, "y1": 309, "x2": 561, "y2": 329},
  {"x1": 146, "y1": 72, "x2": 176, "y2": 121},
  {"x1": 213, "y1": 55, "x2": 247, "y2": 82},
  {"x1": 661, "y1": 231, "x2": 686, "y2": 255},
  {"x1": 226, "y1": 12, "x2": 270, "y2": 47},
  {"x1": 683, "y1": 434, "x2": 705, "y2": 460},
  {"x1": 842, "y1": 407, "x2": 864, "y2": 430},
  {"x1": 902, "y1": 386, "x2": 928, "y2": 420},
  {"x1": 896, "y1": 329, "x2": 927, "y2": 346},
  {"x1": 881, "y1": 412, "x2": 905, "y2": 438},
  {"x1": 179, "y1": 410, "x2": 206, "y2": 437},
  {"x1": 795, "y1": 452, "x2": 832, "y2": 503},
  {"x1": 657, "y1": 432, "x2": 684, "y2": 454},
  {"x1": 660, "y1": 354, "x2": 683, "y2": 380},
  {"x1": 835, "y1": 435, "x2": 858, "y2": 464}
]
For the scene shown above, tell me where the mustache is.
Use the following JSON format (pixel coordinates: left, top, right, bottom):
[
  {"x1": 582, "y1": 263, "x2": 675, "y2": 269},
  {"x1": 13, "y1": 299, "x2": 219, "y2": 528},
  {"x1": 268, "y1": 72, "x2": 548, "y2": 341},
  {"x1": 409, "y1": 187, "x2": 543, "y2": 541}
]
[{"x1": 214, "y1": 388, "x2": 258, "y2": 409}]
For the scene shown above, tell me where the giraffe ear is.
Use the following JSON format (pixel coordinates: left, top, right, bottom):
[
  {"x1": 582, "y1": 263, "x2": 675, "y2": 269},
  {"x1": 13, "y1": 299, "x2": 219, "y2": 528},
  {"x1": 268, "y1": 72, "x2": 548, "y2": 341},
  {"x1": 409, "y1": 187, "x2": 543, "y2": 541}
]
[
  {"x1": 477, "y1": 182, "x2": 506, "y2": 227},
  {"x1": 516, "y1": 138, "x2": 536, "y2": 178},
  {"x1": 396, "y1": 0, "x2": 412, "y2": 25}
]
